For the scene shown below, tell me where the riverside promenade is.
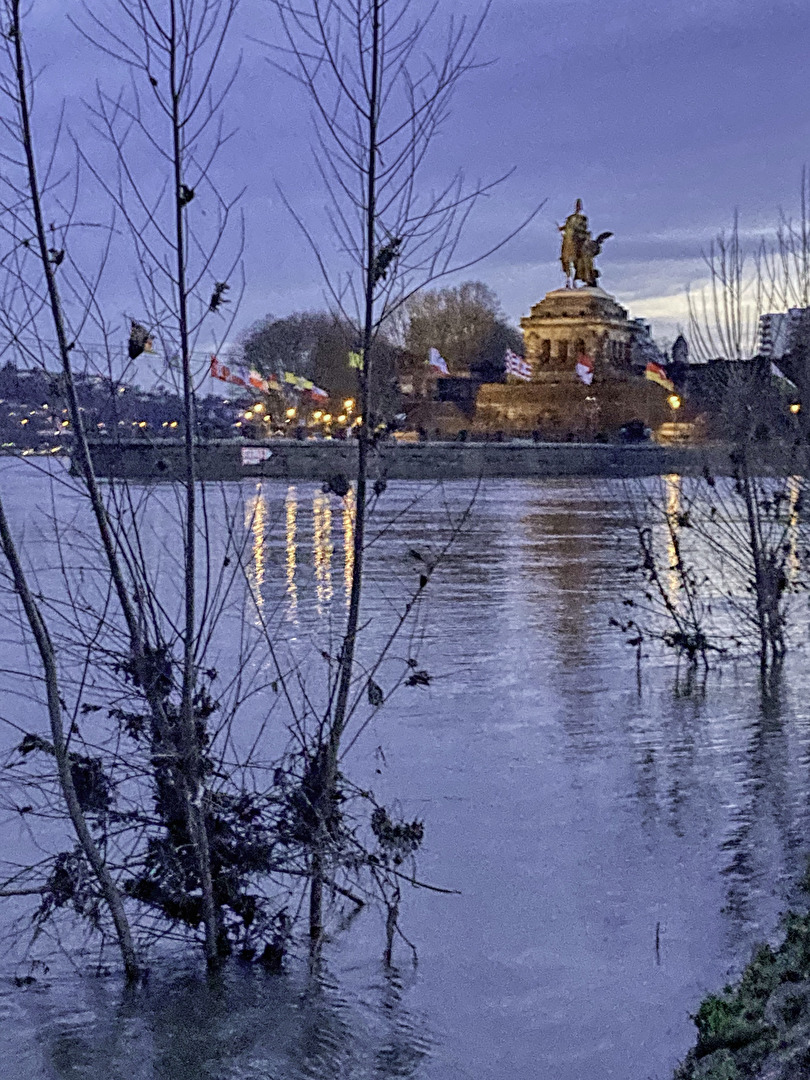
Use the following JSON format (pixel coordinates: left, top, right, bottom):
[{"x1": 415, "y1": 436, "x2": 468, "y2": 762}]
[{"x1": 81, "y1": 438, "x2": 809, "y2": 482}]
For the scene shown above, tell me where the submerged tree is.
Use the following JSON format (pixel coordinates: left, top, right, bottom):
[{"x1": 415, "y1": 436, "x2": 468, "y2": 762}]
[
  {"x1": 265, "y1": 0, "x2": 537, "y2": 948},
  {"x1": 620, "y1": 471, "x2": 806, "y2": 678},
  {"x1": 0, "y1": 0, "x2": 256, "y2": 975},
  {"x1": 0, "y1": 0, "x2": 491, "y2": 980}
]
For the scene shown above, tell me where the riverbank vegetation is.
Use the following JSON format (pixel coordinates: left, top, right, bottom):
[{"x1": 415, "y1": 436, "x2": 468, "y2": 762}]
[{"x1": 674, "y1": 898, "x2": 810, "y2": 1080}]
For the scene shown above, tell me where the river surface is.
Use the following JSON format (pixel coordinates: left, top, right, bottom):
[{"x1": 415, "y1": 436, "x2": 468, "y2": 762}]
[{"x1": 1, "y1": 463, "x2": 809, "y2": 1079}]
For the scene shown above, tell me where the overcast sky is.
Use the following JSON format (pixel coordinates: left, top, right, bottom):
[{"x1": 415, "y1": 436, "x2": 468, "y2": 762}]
[{"x1": 24, "y1": 0, "x2": 810, "y2": 350}]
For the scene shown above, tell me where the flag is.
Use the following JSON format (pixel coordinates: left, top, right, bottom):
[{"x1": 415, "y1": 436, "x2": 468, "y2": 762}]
[
  {"x1": 575, "y1": 353, "x2": 594, "y2": 386},
  {"x1": 128, "y1": 321, "x2": 154, "y2": 360},
  {"x1": 310, "y1": 385, "x2": 329, "y2": 399},
  {"x1": 644, "y1": 360, "x2": 675, "y2": 392},
  {"x1": 428, "y1": 347, "x2": 448, "y2": 374},
  {"x1": 210, "y1": 355, "x2": 247, "y2": 388},
  {"x1": 210, "y1": 355, "x2": 270, "y2": 392},
  {"x1": 348, "y1": 350, "x2": 364, "y2": 369},
  {"x1": 504, "y1": 349, "x2": 531, "y2": 381}
]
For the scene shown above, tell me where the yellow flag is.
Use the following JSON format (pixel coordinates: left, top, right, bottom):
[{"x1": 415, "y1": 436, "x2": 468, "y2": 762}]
[{"x1": 348, "y1": 351, "x2": 363, "y2": 369}]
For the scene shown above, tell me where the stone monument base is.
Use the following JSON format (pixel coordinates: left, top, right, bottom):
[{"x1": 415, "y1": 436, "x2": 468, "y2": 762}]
[{"x1": 473, "y1": 376, "x2": 681, "y2": 439}]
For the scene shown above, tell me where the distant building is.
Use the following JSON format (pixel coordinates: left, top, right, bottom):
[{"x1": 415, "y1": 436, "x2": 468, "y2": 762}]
[
  {"x1": 671, "y1": 334, "x2": 689, "y2": 365},
  {"x1": 759, "y1": 308, "x2": 807, "y2": 360}
]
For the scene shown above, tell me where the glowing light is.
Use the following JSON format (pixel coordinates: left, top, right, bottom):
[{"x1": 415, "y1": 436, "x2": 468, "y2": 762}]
[
  {"x1": 253, "y1": 402, "x2": 265, "y2": 414},
  {"x1": 138, "y1": 421, "x2": 147, "y2": 428},
  {"x1": 337, "y1": 414, "x2": 347, "y2": 423},
  {"x1": 61, "y1": 420, "x2": 70, "y2": 427},
  {"x1": 20, "y1": 418, "x2": 28, "y2": 425},
  {"x1": 323, "y1": 413, "x2": 332, "y2": 423},
  {"x1": 667, "y1": 394, "x2": 681, "y2": 410},
  {"x1": 285, "y1": 407, "x2": 297, "y2": 419},
  {"x1": 244, "y1": 411, "x2": 254, "y2": 420},
  {"x1": 170, "y1": 420, "x2": 178, "y2": 428},
  {"x1": 312, "y1": 411, "x2": 323, "y2": 421},
  {"x1": 343, "y1": 399, "x2": 355, "y2": 411},
  {"x1": 263, "y1": 415, "x2": 271, "y2": 423},
  {"x1": 790, "y1": 402, "x2": 801, "y2": 414}
]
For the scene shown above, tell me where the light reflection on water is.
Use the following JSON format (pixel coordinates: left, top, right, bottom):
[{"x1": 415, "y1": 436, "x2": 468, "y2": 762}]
[
  {"x1": 313, "y1": 490, "x2": 334, "y2": 615},
  {"x1": 285, "y1": 484, "x2": 298, "y2": 622},
  {"x1": 2, "y1": 468, "x2": 810, "y2": 1080}
]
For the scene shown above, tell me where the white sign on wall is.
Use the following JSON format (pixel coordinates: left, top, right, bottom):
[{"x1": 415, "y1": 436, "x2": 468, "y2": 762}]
[{"x1": 241, "y1": 447, "x2": 273, "y2": 466}]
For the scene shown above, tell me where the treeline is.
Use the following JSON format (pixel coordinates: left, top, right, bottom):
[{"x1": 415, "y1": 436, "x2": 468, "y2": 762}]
[{"x1": 233, "y1": 281, "x2": 523, "y2": 409}]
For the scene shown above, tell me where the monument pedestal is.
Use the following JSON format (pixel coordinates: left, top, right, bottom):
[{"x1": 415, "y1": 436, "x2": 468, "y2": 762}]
[{"x1": 520, "y1": 285, "x2": 640, "y2": 377}]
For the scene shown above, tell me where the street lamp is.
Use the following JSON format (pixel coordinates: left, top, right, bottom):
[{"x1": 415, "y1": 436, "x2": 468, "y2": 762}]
[{"x1": 667, "y1": 394, "x2": 681, "y2": 410}]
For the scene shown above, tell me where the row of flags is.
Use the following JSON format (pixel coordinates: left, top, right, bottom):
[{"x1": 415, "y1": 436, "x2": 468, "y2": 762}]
[
  {"x1": 503, "y1": 348, "x2": 678, "y2": 394},
  {"x1": 211, "y1": 345, "x2": 679, "y2": 401},
  {"x1": 209, "y1": 356, "x2": 328, "y2": 399}
]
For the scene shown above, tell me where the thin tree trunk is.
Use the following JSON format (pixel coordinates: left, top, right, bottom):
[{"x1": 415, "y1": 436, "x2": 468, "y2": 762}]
[
  {"x1": 10, "y1": 0, "x2": 141, "y2": 649},
  {"x1": 308, "y1": 0, "x2": 380, "y2": 947},
  {"x1": 168, "y1": 0, "x2": 219, "y2": 969},
  {"x1": 0, "y1": 497, "x2": 140, "y2": 981},
  {"x1": 13, "y1": 0, "x2": 218, "y2": 969}
]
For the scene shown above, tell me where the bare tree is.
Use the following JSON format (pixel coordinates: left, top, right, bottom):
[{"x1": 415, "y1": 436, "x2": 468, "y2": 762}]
[
  {"x1": 619, "y1": 471, "x2": 805, "y2": 679},
  {"x1": 265, "y1": 0, "x2": 536, "y2": 948},
  {"x1": 0, "y1": 0, "x2": 246, "y2": 972},
  {"x1": 687, "y1": 211, "x2": 764, "y2": 363}
]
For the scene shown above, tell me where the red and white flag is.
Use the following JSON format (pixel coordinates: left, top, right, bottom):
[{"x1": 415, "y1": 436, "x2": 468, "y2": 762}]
[
  {"x1": 211, "y1": 355, "x2": 270, "y2": 392},
  {"x1": 428, "y1": 347, "x2": 448, "y2": 374},
  {"x1": 575, "y1": 353, "x2": 594, "y2": 385},
  {"x1": 505, "y1": 349, "x2": 531, "y2": 381}
]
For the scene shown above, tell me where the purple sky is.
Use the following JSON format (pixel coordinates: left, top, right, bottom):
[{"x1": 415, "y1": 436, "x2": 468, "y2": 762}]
[{"x1": 26, "y1": 0, "x2": 810, "y2": 350}]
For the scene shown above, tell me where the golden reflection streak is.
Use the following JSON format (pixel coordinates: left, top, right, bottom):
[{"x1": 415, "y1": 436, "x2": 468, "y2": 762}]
[
  {"x1": 664, "y1": 473, "x2": 682, "y2": 601},
  {"x1": 343, "y1": 486, "x2": 355, "y2": 605},
  {"x1": 313, "y1": 490, "x2": 333, "y2": 614},
  {"x1": 245, "y1": 484, "x2": 267, "y2": 609},
  {"x1": 285, "y1": 485, "x2": 299, "y2": 621},
  {"x1": 786, "y1": 475, "x2": 802, "y2": 585}
]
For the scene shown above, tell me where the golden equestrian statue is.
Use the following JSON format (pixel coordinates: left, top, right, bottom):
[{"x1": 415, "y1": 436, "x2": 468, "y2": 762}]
[{"x1": 558, "y1": 199, "x2": 613, "y2": 287}]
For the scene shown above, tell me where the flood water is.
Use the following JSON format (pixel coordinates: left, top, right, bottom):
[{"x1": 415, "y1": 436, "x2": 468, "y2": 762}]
[{"x1": 1, "y1": 464, "x2": 810, "y2": 1079}]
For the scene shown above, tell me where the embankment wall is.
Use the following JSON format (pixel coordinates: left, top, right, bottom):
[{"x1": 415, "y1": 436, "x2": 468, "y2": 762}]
[{"x1": 79, "y1": 439, "x2": 810, "y2": 483}]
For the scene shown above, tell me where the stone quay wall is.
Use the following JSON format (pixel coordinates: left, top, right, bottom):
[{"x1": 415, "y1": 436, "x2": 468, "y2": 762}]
[{"x1": 79, "y1": 438, "x2": 810, "y2": 483}]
